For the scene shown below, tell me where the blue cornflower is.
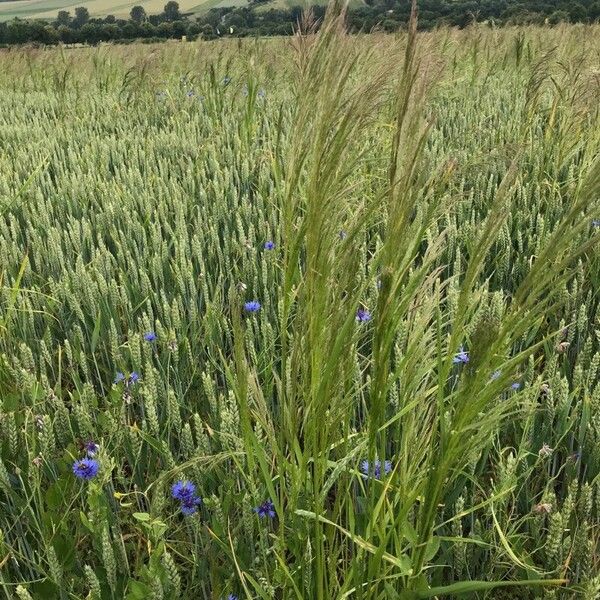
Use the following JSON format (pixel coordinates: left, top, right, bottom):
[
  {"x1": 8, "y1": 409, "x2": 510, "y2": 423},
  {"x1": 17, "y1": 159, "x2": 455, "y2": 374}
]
[
  {"x1": 592, "y1": 219, "x2": 600, "y2": 227},
  {"x1": 453, "y1": 346, "x2": 469, "y2": 364},
  {"x1": 360, "y1": 459, "x2": 392, "y2": 480},
  {"x1": 242, "y1": 84, "x2": 249, "y2": 97},
  {"x1": 244, "y1": 301, "x2": 261, "y2": 313},
  {"x1": 491, "y1": 370, "x2": 501, "y2": 380},
  {"x1": 254, "y1": 499, "x2": 276, "y2": 519},
  {"x1": 511, "y1": 382, "x2": 521, "y2": 390},
  {"x1": 264, "y1": 241, "x2": 275, "y2": 250},
  {"x1": 84, "y1": 441, "x2": 99, "y2": 457},
  {"x1": 115, "y1": 371, "x2": 140, "y2": 387},
  {"x1": 356, "y1": 308, "x2": 371, "y2": 322},
  {"x1": 222, "y1": 76, "x2": 231, "y2": 86},
  {"x1": 339, "y1": 230, "x2": 347, "y2": 240},
  {"x1": 73, "y1": 458, "x2": 99, "y2": 480},
  {"x1": 179, "y1": 494, "x2": 202, "y2": 516},
  {"x1": 227, "y1": 595, "x2": 239, "y2": 600},
  {"x1": 257, "y1": 89, "x2": 266, "y2": 98},
  {"x1": 186, "y1": 90, "x2": 195, "y2": 97},
  {"x1": 171, "y1": 480, "x2": 197, "y2": 501},
  {"x1": 144, "y1": 331, "x2": 157, "y2": 342}
]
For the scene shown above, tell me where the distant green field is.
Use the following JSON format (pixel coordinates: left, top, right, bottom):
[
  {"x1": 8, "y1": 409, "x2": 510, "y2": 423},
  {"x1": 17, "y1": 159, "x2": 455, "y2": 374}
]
[
  {"x1": 0, "y1": 0, "x2": 338, "y2": 21},
  {"x1": 0, "y1": 0, "x2": 251, "y2": 21}
]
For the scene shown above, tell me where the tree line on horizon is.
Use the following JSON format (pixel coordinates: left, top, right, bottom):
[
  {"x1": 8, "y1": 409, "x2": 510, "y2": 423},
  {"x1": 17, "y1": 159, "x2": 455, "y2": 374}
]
[{"x1": 0, "y1": 0, "x2": 599, "y2": 46}]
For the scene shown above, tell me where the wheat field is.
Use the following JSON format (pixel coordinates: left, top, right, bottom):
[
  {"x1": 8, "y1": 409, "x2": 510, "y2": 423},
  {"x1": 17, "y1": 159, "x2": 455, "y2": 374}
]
[{"x1": 0, "y1": 18, "x2": 599, "y2": 599}]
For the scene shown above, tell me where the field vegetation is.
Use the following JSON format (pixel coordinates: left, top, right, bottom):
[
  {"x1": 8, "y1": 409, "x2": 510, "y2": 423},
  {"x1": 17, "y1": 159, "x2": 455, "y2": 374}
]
[{"x1": 0, "y1": 8, "x2": 599, "y2": 599}]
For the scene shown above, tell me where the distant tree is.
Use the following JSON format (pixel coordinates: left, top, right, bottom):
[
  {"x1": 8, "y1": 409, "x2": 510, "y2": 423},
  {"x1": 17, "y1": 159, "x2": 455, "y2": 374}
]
[
  {"x1": 138, "y1": 21, "x2": 156, "y2": 37},
  {"x1": 172, "y1": 20, "x2": 187, "y2": 36},
  {"x1": 157, "y1": 21, "x2": 174, "y2": 36},
  {"x1": 56, "y1": 10, "x2": 72, "y2": 26},
  {"x1": 121, "y1": 22, "x2": 137, "y2": 37},
  {"x1": 43, "y1": 25, "x2": 60, "y2": 44},
  {"x1": 105, "y1": 14, "x2": 116, "y2": 23},
  {"x1": 548, "y1": 9, "x2": 569, "y2": 23},
  {"x1": 73, "y1": 6, "x2": 90, "y2": 27},
  {"x1": 163, "y1": 1, "x2": 181, "y2": 21},
  {"x1": 79, "y1": 22, "x2": 99, "y2": 42},
  {"x1": 130, "y1": 5, "x2": 147, "y2": 23},
  {"x1": 567, "y1": 2, "x2": 587, "y2": 22},
  {"x1": 200, "y1": 23, "x2": 215, "y2": 39},
  {"x1": 590, "y1": 1, "x2": 600, "y2": 21},
  {"x1": 57, "y1": 24, "x2": 75, "y2": 43},
  {"x1": 186, "y1": 21, "x2": 200, "y2": 36},
  {"x1": 102, "y1": 23, "x2": 121, "y2": 38},
  {"x1": 6, "y1": 20, "x2": 32, "y2": 44}
]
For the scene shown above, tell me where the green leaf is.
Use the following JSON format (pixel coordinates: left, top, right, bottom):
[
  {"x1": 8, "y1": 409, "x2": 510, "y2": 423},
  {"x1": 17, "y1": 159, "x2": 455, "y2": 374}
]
[
  {"x1": 132, "y1": 512, "x2": 151, "y2": 522},
  {"x1": 423, "y1": 536, "x2": 440, "y2": 562},
  {"x1": 126, "y1": 579, "x2": 152, "y2": 600},
  {"x1": 79, "y1": 511, "x2": 94, "y2": 533},
  {"x1": 295, "y1": 509, "x2": 412, "y2": 574},
  {"x1": 415, "y1": 579, "x2": 567, "y2": 598}
]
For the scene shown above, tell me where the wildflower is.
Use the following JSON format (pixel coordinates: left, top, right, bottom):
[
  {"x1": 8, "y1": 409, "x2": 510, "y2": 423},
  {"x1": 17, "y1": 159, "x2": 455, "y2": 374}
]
[
  {"x1": 491, "y1": 370, "x2": 501, "y2": 380},
  {"x1": 179, "y1": 494, "x2": 202, "y2": 516},
  {"x1": 264, "y1": 241, "x2": 275, "y2": 250},
  {"x1": 222, "y1": 76, "x2": 231, "y2": 86},
  {"x1": 244, "y1": 301, "x2": 261, "y2": 313},
  {"x1": 257, "y1": 89, "x2": 266, "y2": 98},
  {"x1": 114, "y1": 372, "x2": 125, "y2": 384},
  {"x1": 556, "y1": 341, "x2": 570, "y2": 353},
  {"x1": 538, "y1": 443, "x2": 553, "y2": 458},
  {"x1": 360, "y1": 459, "x2": 392, "y2": 480},
  {"x1": 254, "y1": 499, "x2": 276, "y2": 518},
  {"x1": 32, "y1": 454, "x2": 43, "y2": 468},
  {"x1": 592, "y1": 219, "x2": 600, "y2": 227},
  {"x1": 453, "y1": 346, "x2": 469, "y2": 364},
  {"x1": 356, "y1": 308, "x2": 371, "y2": 322},
  {"x1": 171, "y1": 480, "x2": 197, "y2": 501},
  {"x1": 84, "y1": 441, "x2": 99, "y2": 457},
  {"x1": 73, "y1": 458, "x2": 99, "y2": 481},
  {"x1": 186, "y1": 90, "x2": 195, "y2": 97},
  {"x1": 144, "y1": 331, "x2": 157, "y2": 342},
  {"x1": 511, "y1": 382, "x2": 521, "y2": 390},
  {"x1": 227, "y1": 595, "x2": 239, "y2": 600},
  {"x1": 338, "y1": 230, "x2": 347, "y2": 240},
  {"x1": 540, "y1": 383, "x2": 550, "y2": 395}
]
